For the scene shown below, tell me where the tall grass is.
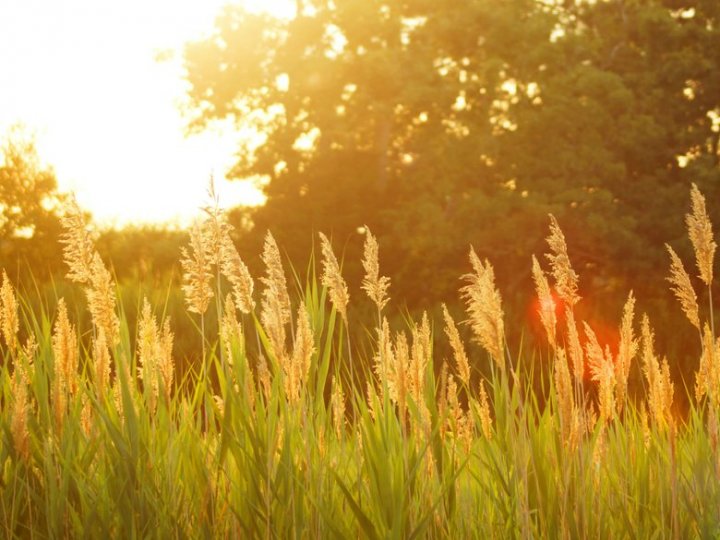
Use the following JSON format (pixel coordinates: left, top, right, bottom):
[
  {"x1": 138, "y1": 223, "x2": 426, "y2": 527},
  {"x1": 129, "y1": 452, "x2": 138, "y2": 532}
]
[{"x1": 1, "y1": 185, "x2": 720, "y2": 538}]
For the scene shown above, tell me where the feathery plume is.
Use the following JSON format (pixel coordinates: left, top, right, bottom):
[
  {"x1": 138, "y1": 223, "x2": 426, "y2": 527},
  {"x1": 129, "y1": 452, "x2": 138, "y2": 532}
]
[
  {"x1": 695, "y1": 323, "x2": 718, "y2": 404},
  {"x1": 531, "y1": 255, "x2": 557, "y2": 349},
  {"x1": 615, "y1": 292, "x2": 638, "y2": 413},
  {"x1": 477, "y1": 381, "x2": 493, "y2": 439},
  {"x1": 584, "y1": 323, "x2": 615, "y2": 422},
  {"x1": 373, "y1": 317, "x2": 394, "y2": 401},
  {"x1": 318, "y1": 232, "x2": 349, "y2": 323},
  {"x1": 86, "y1": 253, "x2": 120, "y2": 346},
  {"x1": 52, "y1": 299, "x2": 78, "y2": 428},
  {"x1": 361, "y1": 226, "x2": 390, "y2": 311},
  {"x1": 545, "y1": 215, "x2": 580, "y2": 307},
  {"x1": 1, "y1": 270, "x2": 18, "y2": 354},
  {"x1": 93, "y1": 329, "x2": 111, "y2": 396},
  {"x1": 461, "y1": 248, "x2": 505, "y2": 369},
  {"x1": 686, "y1": 183, "x2": 716, "y2": 286},
  {"x1": 220, "y1": 230, "x2": 255, "y2": 314},
  {"x1": 260, "y1": 232, "x2": 291, "y2": 360},
  {"x1": 285, "y1": 304, "x2": 314, "y2": 404},
  {"x1": 137, "y1": 298, "x2": 161, "y2": 414},
  {"x1": 59, "y1": 196, "x2": 96, "y2": 283},
  {"x1": 442, "y1": 304, "x2": 471, "y2": 387},
  {"x1": 181, "y1": 220, "x2": 214, "y2": 315},
  {"x1": 10, "y1": 367, "x2": 30, "y2": 460},
  {"x1": 60, "y1": 198, "x2": 120, "y2": 345},
  {"x1": 666, "y1": 244, "x2": 700, "y2": 329},
  {"x1": 554, "y1": 347, "x2": 575, "y2": 445},
  {"x1": 331, "y1": 376, "x2": 346, "y2": 438},
  {"x1": 641, "y1": 315, "x2": 673, "y2": 429}
]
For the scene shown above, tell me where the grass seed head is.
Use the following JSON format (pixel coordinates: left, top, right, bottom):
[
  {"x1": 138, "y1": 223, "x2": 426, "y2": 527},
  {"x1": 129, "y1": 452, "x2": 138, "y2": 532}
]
[
  {"x1": 545, "y1": 214, "x2": 580, "y2": 307},
  {"x1": 1, "y1": 270, "x2": 18, "y2": 354},
  {"x1": 531, "y1": 255, "x2": 557, "y2": 349},
  {"x1": 461, "y1": 248, "x2": 505, "y2": 369},
  {"x1": 361, "y1": 226, "x2": 390, "y2": 311},
  {"x1": 442, "y1": 304, "x2": 471, "y2": 387},
  {"x1": 220, "y1": 229, "x2": 255, "y2": 314},
  {"x1": 260, "y1": 232, "x2": 291, "y2": 360},
  {"x1": 666, "y1": 244, "x2": 700, "y2": 330},
  {"x1": 181, "y1": 220, "x2": 214, "y2": 315},
  {"x1": 319, "y1": 232, "x2": 349, "y2": 324},
  {"x1": 687, "y1": 183, "x2": 716, "y2": 286}
]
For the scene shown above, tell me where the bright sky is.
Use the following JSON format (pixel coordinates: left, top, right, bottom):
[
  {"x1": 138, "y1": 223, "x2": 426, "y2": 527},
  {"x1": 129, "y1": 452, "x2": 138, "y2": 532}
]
[{"x1": 0, "y1": 0, "x2": 292, "y2": 227}]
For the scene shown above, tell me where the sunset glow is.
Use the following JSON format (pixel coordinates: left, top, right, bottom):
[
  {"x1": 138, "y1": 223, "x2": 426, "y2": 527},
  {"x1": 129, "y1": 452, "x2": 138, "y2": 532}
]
[{"x1": 0, "y1": 0, "x2": 293, "y2": 226}]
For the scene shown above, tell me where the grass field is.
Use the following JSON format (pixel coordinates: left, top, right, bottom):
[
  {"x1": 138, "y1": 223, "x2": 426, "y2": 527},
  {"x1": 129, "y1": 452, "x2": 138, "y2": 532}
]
[{"x1": 1, "y1": 185, "x2": 719, "y2": 538}]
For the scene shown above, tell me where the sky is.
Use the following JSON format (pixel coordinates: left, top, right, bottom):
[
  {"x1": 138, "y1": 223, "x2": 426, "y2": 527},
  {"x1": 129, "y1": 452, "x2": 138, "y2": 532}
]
[{"x1": 0, "y1": 0, "x2": 292, "y2": 227}]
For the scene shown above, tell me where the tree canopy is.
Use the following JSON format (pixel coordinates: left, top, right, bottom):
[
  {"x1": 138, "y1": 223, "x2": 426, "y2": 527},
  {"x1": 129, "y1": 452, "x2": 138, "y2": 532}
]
[
  {"x1": 183, "y1": 0, "x2": 720, "y2": 313},
  {"x1": 0, "y1": 128, "x2": 65, "y2": 276}
]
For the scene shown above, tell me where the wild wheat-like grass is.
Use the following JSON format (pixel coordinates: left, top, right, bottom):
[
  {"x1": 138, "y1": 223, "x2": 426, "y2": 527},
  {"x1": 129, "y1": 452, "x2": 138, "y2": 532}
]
[
  {"x1": 318, "y1": 232, "x2": 349, "y2": 324},
  {"x1": 461, "y1": 248, "x2": 505, "y2": 369},
  {"x1": 441, "y1": 304, "x2": 471, "y2": 387},
  {"x1": 584, "y1": 322, "x2": 615, "y2": 422},
  {"x1": 1, "y1": 269, "x2": 18, "y2": 354},
  {"x1": 181, "y1": 220, "x2": 214, "y2": 316},
  {"x1": 615, "y1": 292, "x2": 638, "y2": 414},
  {"x1": 260, "y1": 231, "x2": 291, "y2": 361},
  {"x1": 531, "y1": 255, "x2": 557, "y2": 350},
  {"x1": 361, "y1": 226, "x2": 390, "y2": 313},
  {"x1": 666, "y1": 244, "x2": 701, "y2": 330},
  {"x1": 641, "y1": 315, "x2": 674, "y2": 430},
  {"x1": 687, "y1": 183, "x2": 716, "y2": 287},
  {"x1": 546, "y1": 214, "x2": 580, "y2": 307},
  {"x1": 51, "y1": 298, "x2": 78, "y2": 429},
  {"x1": 60, "y1": 198, "x2": 120, "y2": 345},
  {"x1": 219, "y1": 229, "x2": 255, "y2": 314}
]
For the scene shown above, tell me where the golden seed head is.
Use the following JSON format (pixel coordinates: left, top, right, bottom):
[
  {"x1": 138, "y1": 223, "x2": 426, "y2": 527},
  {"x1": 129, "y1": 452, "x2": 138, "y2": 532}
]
[
  {"x1": 615, "y1": 291, "x2": 638, "y2": 412},
  {"x1": 477, "y1": 381, "x2": 493, "y2": 440},
  {"x1": 1, "y1": 270, "x2": 18, "y2": 353},
  {"x1": 137, "y1": 298, "x2": 161, "y2": 414},
  {"x1": 51, "y1": 298, "x2": 78, "y2": 429},
  {"x1": 584, "y1": 323, "x2": 615, "y2": 422},
  {"x1": 554, "y1": 347, "x2": 575, "y2": 445},
  {"x1": 666, "y1": 244, "x2": 700, "y2": 330},
  {"x1": 285, "y1": 304, "x2": 314, "y2": 404},
  {"x1": 85, "y1": 253, "x2": 120, "y2": 346},
  {"x1": 565, "y1": 308, "x2": 584, "y2": 381},
  {"x1": 59, "y1": 196, "x2": 97, "y2": 284},
  {"x1": 531, "y1": 255, "x2": 557, "y2": 349},
  {"x1": 260, "y1": 232, "x2": 291, "y2": 360},
  {"x1": 93, "y1": 328, "x2": 111, "y2": 396},
  {"x1": 318, "y1": 232, "x2": 349, "y2": 323},
  {"x1": 461, "y1": 248, "x2": 505, "y2": 369},
  {"x1": 442, "y1": 304, "x2": 471, "y2": 387},
  {"x1": 181, "y1": 220, "x2": 214, "y2": 315},
  {"x1": 687, "y1": 183, "x2": 716, "y2": 286},
  {"x1": 641, "y1": 315, "x2": 673, "y2": 430},
  {"x1": 331, "y1": 376, "x2": 346, "y2": 438},
  {"x1": 220, "y1": 229, "x2": 255, "y2": 314},
  {"x1": 361, "y1": 226, "x2": 390, "y2": 311},
  {"x1": 545, "y1": 214, "x2": 580, "y2": 307}
]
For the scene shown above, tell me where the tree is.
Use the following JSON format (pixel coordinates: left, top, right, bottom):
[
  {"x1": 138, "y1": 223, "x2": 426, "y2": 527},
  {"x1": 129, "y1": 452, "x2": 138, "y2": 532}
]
[
  {"x1": 182, "y1": 0, "x2": 720, "y2": 314},
  {"x1": 0, "y1": 127, "x2": 65, "y2": 276}
]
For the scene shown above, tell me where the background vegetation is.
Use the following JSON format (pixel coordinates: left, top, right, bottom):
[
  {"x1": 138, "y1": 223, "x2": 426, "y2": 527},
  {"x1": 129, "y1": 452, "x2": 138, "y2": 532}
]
[{"x1": 2, "y1": 0, "x2": 719, "y2": 392}]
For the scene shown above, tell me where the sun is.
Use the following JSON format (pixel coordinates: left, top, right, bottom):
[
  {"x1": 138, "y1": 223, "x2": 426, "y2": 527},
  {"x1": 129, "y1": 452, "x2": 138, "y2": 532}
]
[{"x1": 0, "y1": 0, "x2": 293, "y2": 227}]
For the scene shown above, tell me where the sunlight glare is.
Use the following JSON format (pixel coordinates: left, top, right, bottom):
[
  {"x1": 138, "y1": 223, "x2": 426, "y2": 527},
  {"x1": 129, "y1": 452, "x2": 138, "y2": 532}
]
[{"x1": 0, "y1": 0, "x2": 293, "y2": 226}]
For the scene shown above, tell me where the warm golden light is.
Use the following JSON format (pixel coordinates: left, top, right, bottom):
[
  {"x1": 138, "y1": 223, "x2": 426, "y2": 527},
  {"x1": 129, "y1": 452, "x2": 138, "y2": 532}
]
[{"x1": 0, "y1": 0, "x2": 293, "y2": 226}]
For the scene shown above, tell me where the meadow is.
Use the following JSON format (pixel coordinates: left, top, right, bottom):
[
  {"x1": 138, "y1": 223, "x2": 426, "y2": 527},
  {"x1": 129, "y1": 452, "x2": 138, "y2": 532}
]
[{"x1": 1, "y1": 184, "x2": 719, "y2": 539}]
